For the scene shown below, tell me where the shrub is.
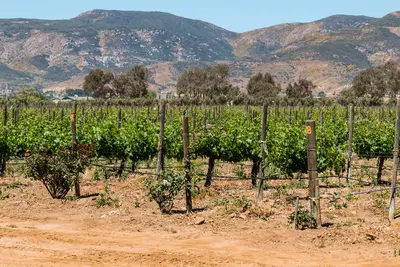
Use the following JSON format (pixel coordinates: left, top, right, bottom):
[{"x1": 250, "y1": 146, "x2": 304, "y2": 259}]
[
  {"x1": 144, "y1": 170, "x2": 185, "y2": 214},
  {"x1": 288, "y1": 206, "x2": 317, "y2": 230},
  {"x1": 96, "y1": 184, "x2": 119, "y2": 208},
  {"x1": 92, "y1": 166, "x2": 111, "y2": 181},
  {"x1": 26, "y1": 145, "x2": 92, "y2": 199}
]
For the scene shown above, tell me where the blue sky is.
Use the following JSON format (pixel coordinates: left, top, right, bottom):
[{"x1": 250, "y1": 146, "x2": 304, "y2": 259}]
[{"x1": 0, "y1": 0, "x2": 399, "y2": 32}]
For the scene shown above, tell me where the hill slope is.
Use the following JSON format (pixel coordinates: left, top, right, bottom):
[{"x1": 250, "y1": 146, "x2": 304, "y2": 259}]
[{"x1": 0, "y1": 9, "x2": 399, "y2": 94}]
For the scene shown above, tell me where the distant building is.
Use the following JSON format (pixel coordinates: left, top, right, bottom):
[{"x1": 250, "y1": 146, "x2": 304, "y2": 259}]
[
  {"x1": 0, "y1": 83, "x2": 14, "y2": 98},
  {"x1": 51, "y1": 96, "x2": 94, "y2": 103}
]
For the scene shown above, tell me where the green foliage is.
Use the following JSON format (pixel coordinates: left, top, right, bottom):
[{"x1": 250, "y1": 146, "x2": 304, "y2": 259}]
[
  {"x1": 11, "y1": 88, "x2": 47, "y2": 104},
  {"x1": 26, "y1": 146, "x2": 92, "y2": 199},
  {"x1": 147, "y1": 91, "x2": 157, "y2": 99},
  {"x1": 286, "y1": 79, "x2": 315, "y2": 99},
  {"x1": 351, "y1": 61, "x2": 400, "y2": 103},
  {"x1": 177, "y1": 64, "x2": 232, "y2": 101},
  {"x1": 92, "y1": 166, "x2": 111, "y2": 181},
  {"x1": 144, "y1": 170, "x2": 185, "y2": 214},
  {"x1": 234, "y1": 164, "x2": 246, "y2": 178},
  {"x1": 353, "y1": 119, "x2": 395, "y2": 158},
  {"x1": 83, "y1": 68, "x2": 115, "y2": 99},
  {"x1": 214, "y1": 195, "x2": 252, "y2": 213},
  {"x1": 0, "y1": 188, "x2": 9, "y2": 200},
  {"x1": 288, "y1": 206, "x2": 317, "y2": 230},
  {"x1": 263, "y1": 163, "x2": 282, "y2": 179},
  {"x1": 247, "y1": 72, "x2": 281, "y2": 99},
  {"x1": 113, "y1": 65, "x2": 149, "y2": 98},
  {"x1": 96, "y1": 184, "x2": 120, "y2": 208}
]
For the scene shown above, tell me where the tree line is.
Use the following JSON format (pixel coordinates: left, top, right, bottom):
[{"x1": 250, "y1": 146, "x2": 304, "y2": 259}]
[
  {"x1": 341, "y1": 60, "x2": 400, "y2": 105},
  {"x1": 82, "y1": 64, "x2": 318, "y2": 104},
  {"x1": 10, "y1": 60, "x2": 399, "y2": 106}
]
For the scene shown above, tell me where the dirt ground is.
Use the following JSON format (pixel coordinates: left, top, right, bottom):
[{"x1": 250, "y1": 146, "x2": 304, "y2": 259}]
[{"x1": 1, "y1": 163, "x2": 400, "y2": 267}]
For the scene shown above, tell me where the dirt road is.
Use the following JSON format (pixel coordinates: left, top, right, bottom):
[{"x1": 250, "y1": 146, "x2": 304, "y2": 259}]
[{"x1": 1, "y1": 176, "x2": 400, "y2": 266}]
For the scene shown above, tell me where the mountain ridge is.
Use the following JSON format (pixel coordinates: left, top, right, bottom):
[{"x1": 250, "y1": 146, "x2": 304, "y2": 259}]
[{"x1": 0, "y1": 9, "x2": 399, "y2": 95}]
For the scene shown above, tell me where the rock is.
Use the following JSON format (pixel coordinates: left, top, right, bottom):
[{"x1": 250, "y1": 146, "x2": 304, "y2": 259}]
[
  {"x1": 194, "y1": 217, "x2": 205, "y2": 225},
  {"x1": 366, "y1": 233, "x2": 377, "y2": 241},
  {"x1": 100, "y1": 214, "x2": 107, "y2": 219},
  {"x1": 108, "y1": 210, "x2": 120, "y2": 216},
  {"x1": 239, "y1": 214, "x2": 247, "y2": 220}
]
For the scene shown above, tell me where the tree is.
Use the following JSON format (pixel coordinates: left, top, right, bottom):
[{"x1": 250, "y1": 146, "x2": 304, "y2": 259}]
[
  {"x1": 351, "y1": 61, "x2": 400, "y2": 101},
  {"x1": 317, "y1": 91, "x2": 326, "y2": 98},
  {"x1": 247, "y1": 72, "x2": 281, "y2": 98},
  {"x1": 380, "y1": 61, "x2": 400, "y2": 97},
  {"x1": 176, "y1": 64, "x2": 232, "y2": 99},
  {"x1": 83, "y1": 69, "x2": 114, "y2": 98},
  {"x1": 286, "y1": 79, "x2": 316, "y2": 99},
  {"x1": 113, "y1": 65, "x2": 149, "y2": 98},
  {"x1": 11, "y1": 88, "x2": 47, "y2": 104},
  {"x1": 352, "y1": 67, "x2": 386, "y2": 98}
]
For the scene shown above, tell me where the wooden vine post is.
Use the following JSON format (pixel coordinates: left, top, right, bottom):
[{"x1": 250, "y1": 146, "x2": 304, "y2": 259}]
[
  {"x1": 182, "y1": 112, "x2": 192, "y2": 213},
  {"x1": 71, "y1": 103, "x2": 80, "y2": 197},
  {"x1": 60, "y1": 108, "x2": 64, "y2": 128},
  {"x1": 81, "y1": 105, "x2": 85, "y2": 124},
  {"x1": 257, "y1": 104, "x2": 268, "y2": 202},
  {"x1": 192, "y1": 112, "x2": 196, "y2": 141},
  {"x1": 117, "y1": 107, "x2": 121, "y2": 129},
  {"x1": 389, "y1": 97, "x2": 400, "y2": 220},
  {"x1": 306, "y1": 120, "x2": 321, "y2": 227},
  {"x1": 1, "y1": 104, "x2": 7, "y2": 177},
  {"x1": 346, "y1": 105, "x2": 355, "y2": 186},
  {"x1": 156, "y1": 102, "x2": 166, "y2": 177}
]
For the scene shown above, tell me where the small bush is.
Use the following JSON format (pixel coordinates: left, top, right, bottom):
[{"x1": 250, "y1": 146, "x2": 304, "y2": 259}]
[
  {"x1": 0, "y1": 188, "x2": 9, "y2": 200},
  {"x1": 144, "y1": 170, "x2": 185, "y2": 214},
  {"x1": 263, "y1": 163, "x2": 282, "y2": 179},
  {"x1": 26, "y1": 145, "x2": 92, "y2": 199},
  {"x1": 288, "y1": 206, "x2": 317, "y2": 230},
  {"x1": 214, "y1": 195, "x2": 252, "y2": 213},
  {"x1": 249, "y1": 205, "x2": 274, "y2": 221},
  {"x1": 96, "y1": 184, "x2": 119, "y2": 208},
  {"x1": 234, "y1": 165, "x2": 246, "y2": 178},
  {"x1": 92, "y1": 166, "x2": 111, "y2": 181}
]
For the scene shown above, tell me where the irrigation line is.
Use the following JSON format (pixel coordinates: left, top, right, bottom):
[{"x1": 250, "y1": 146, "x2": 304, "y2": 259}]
[
  {"x1": 351, "y1": 164, "x2": 393, "y2": 170},
  {"x1": 356, "y1": 154, "x2": 392, "y2": 158},
  {"x1": 329, "y1": 186, "x2": 400, "y2": 203},
  {"x1": 316, "y1": 176, "x2": 371, "y2": 185},
  {"x1": 90, "y1": 163, "x2": 299, "y2": 181}
]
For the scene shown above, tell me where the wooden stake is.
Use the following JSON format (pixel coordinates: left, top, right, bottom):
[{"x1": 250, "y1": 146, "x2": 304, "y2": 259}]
[
  {"x1": 71, "y1": 103, "x2": 80, "y2": 197},
  {"x1": 257, "y1": 104, "x2": 268, "y2": 202},
  {"x1": 156, "y1": 102, "x2": 166, "y2": 177},
  {"x1": 1, "y1": 104, "x2": 7, "y2": 177},
  {"x1": 293, "y1": 196, "x2": 300, "y2": 230},
  {"x1": 389, "y1": 97, "x2": 400, "y2": 220},
  {"x1": 182, "y1": 112, "x2": 192, "y2": 213},
  {"x1": 81, "y1": 105, "x2": 85, "y2": 124},
  {"x1": 377, "y1": 157, "x2": 385, "y2": 184},
  {"x1": 60, "y1": 108, "x2": 64, "y2": 128},
  {"x1": 306, "y1": 120, "x2": 321, "y2": 227},
  {"x1": 346, "y1": 105, "x2": 355, "y2": 186},
  {"x1": 192, "y1": 112, "x2": 196, "y2": 141},
  {"x1": 117, "y1": 107, "x2": 121, "y2": 129}
]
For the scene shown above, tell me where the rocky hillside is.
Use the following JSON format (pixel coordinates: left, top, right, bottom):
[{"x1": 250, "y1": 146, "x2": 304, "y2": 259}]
[{"x1": 0, "y1": 9, "x2": 399, "y2": 95}]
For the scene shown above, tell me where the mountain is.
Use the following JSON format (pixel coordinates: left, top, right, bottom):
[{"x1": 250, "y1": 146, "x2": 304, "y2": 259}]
[{"x1": 0, "y1": 9, "x2": 399, "y2": 95}]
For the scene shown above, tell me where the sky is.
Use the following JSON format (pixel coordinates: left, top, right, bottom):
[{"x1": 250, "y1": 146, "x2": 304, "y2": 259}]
[{"x1": 0, "y1": 0, "x2": 399, "y2": 32}]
